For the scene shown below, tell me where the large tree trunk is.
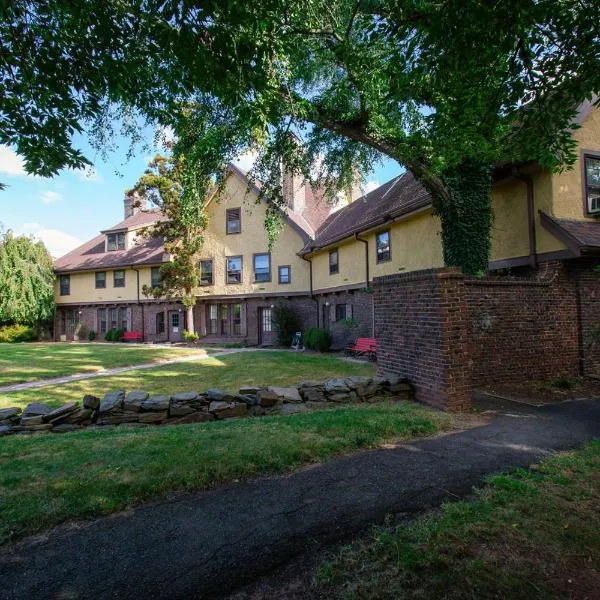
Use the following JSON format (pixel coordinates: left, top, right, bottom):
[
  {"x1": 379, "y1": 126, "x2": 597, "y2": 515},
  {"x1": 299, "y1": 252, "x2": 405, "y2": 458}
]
[
  {"x1": 430, "y1": 160, "x2": 493, "y2": 276},
  {"x1": 186, "y1": 304, "x2": 195, "y2": 334}
]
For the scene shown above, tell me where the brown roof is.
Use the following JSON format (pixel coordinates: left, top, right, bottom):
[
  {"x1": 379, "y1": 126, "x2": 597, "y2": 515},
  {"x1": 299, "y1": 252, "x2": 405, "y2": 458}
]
[
  {"x1": 301, "y1": 171, "x2": 431, "y2": 254},
  {"x1": 540, "y1": 212, "x2": 600, "y2": 255},
  {"x1": 101, "y1": 209, "x2": 165, "y2": 233}
]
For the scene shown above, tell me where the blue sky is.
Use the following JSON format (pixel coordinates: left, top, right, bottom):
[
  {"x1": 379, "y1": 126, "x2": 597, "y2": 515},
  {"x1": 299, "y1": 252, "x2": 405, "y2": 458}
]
[{"x1": 0, "y1": 132, "x2": 403, "y2": 258}]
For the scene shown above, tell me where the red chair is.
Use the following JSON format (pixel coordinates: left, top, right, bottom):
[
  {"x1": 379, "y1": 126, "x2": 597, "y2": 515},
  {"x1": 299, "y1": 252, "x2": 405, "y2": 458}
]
[
  {"x1": 121, "y1": 331, "x2": 144, "y2": 343},
  {"x1": 345, "y1": 337, "x2": 377, "y2": 361}
]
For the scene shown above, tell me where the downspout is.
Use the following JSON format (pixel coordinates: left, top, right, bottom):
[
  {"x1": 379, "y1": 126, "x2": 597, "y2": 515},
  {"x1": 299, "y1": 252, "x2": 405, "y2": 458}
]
[
  {"x1": 355, "y1": 233, "x2": 374, "y2": 336},
  {"x1": 130, "y1": 266, "x2": 144, "y2": 341},
  {"x1": 514, "y1": 170, "x2": 537, "y2": 268},
  {"x1": 301, "y1": 253, "x2": 319, "y2": 328}
]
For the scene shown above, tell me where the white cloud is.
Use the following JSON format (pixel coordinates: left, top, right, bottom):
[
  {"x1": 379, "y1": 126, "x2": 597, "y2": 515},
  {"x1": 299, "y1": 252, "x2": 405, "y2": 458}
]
[
  {"x1": 233, "y1": 150, "x2": 258, "y2": 173},
  {"x1": 17, "y1": 223, "x2": 82, "y2": 258},
  {"x1": 364, "y1": 180, "x2": 380, "y2": 194},
  {"x1": 40, "y1": 190, "x2": 63, "y2": 204},
  {"x1": 77, "y1": 166, "x2": 102, "y2": 183},
  {"x1": 0, "y1": 145, "x2": 27, "y2": 176}
]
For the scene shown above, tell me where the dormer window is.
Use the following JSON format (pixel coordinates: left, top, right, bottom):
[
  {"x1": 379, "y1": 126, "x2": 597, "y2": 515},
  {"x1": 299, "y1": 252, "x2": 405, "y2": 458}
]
[
  {"x1": 107, "y1": 232, "x2": 126, "y2": 251},
  {"x1": 584, "y1": 154, "x2": 600, "y2": 215}
]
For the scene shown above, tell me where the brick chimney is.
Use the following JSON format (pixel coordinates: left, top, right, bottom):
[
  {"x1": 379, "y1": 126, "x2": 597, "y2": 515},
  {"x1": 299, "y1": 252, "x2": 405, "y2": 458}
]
[
  {"x1": 282, "y1": 169, "x2": 306, "y2": 213},
  {"x1": 124, "y1": 191, "x2": 145, "y2": 219}
]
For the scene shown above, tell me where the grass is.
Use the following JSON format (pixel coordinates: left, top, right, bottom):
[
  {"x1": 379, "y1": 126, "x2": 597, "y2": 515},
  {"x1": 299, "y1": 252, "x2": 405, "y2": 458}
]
[
  {"x1": 0, "y1": 402, "x2": 459, "y2": 545},
  {"x1": 0, "y1": 342, "x2": 216, "y2": 386},
  {"x1": 316, "y1": 440, "x2": 600, "y2": 599},
  {"x1": 0, "y1": 351, "x2": 376, "y2": 410}
]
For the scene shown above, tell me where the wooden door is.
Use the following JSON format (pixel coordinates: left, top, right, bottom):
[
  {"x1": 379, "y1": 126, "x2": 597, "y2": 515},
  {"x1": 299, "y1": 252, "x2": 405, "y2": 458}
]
[
  {"x1": 258, "y1": 307, "x2": 274, "y2": 346},
  {"x1": 168, "y1": 311, "x2": 183, "y2": 342}
]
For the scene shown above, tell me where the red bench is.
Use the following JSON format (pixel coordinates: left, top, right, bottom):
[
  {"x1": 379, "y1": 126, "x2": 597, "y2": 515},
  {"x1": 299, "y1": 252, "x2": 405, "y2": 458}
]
[
  {"x1": 345, "y1": 337, "x2": 377, "y2": 361},
  {"x1": 121, "y1": 331, "x2": 144, "y2": 343}
]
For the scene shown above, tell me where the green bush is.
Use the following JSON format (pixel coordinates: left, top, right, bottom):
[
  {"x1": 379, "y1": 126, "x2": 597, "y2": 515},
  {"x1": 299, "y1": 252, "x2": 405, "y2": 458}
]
[
  {"x1": 272, "y1": 301, "x2": 301, "y2": 346},
  {"x1": 304, "y1": 327, "x2": 332, "y2": 352},
  {"x1": 104, "y1": 328, "x2": 124, "y2": 342},
  {"x1": 0, "y1": 324, "x2": 37, "y2": 343},
  {"x1": 183, "y1": 329, "x2": 199, "y2": 342},
  {"x1": 88, "y1": 330, "x2": 96, "y2": 341}
]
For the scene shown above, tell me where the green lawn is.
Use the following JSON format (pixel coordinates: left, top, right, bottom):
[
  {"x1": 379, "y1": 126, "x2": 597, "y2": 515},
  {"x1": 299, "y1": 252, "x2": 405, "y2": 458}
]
[
  {"x1": 317, "y1": 440, "x2": 600, "y2": 600},
  {"x1": 0, "y1": 343, "x2": 215, "y2": 386},
  {"x1": 0, "y1": 402, "x2": 461, "y2": 545},
  {"x1": 0, "y1": 351, "x2": 376, "y2": 410}
]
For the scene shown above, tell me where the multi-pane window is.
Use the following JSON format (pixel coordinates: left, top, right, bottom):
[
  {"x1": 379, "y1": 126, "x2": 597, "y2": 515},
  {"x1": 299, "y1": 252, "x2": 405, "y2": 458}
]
[
  {"x1": 113, "y1": 270, "x2": 126, "y2": 288},
  {"x1": 95, "y1": 271, "x2": 106, "y2": 289},
  {"x1": 98, "y1": 308, "x2": 108, "y2": 333},
  {"x1": 200, "y1": 260, "x2": 213, "y2": 286},
  {"x1": 59, "y1": 274, "x2": 70, "y2": 296},
  {"x1": 226, "y1": 256, "x2": 242, "y2": 284},
  {"x1": 261, "y1": 307, "x2": 272, "y2": 332},
  {"x1": 121, "y1": 308, "x2": 129, "y2": 331},
  {"x1": 151, "y1": 267, "x2": 161, "y2": 288},
  {"x1": 329, "y1": 248, "x2": 339, "y2": 275},
  {"x1": 107, "y1": 232, "x2": 125, "y2": 251},
  {"x1": 156, "y1": 312, "x2": 165, "y2": 334},
  {"x1": 232, "y1": 303, "x2": 242, "y2": 335},
  {"x1": 110, "y1": 308, "x2": 118, "y2": 329},
  {"x1": 278, "y1": 265, "x2": 291, "y2": 284},
  {"x1": 226, "y1": 207, "x2": 241, "y2": 234},
  {"x1": 335, "y1": 304, "x2": 348, "y2": 321},
  {"x1": 208, "y1": 304, "x2": 218, "y2": 334},
  {"x1": 584, "y1": 155, "x2": 600, "y2": 214},
  {"x1": 220, "y1": 304, "x2": 229, "y2": 335},
  {"x1": 253, "y1": 253, "x2": 271, "y2": 282},
  {"x1": 171, "y1": 312, "x2": 180, "y2": 330},
  {"x1": 376, "y1": 230, "x2": 391, "y2": 263}
]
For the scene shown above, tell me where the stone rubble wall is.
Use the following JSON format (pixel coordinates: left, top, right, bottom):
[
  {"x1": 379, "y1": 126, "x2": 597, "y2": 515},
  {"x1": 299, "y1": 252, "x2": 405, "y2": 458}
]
[{"x1": 0, "y1": 376, "x2": 414, "y2": 435}]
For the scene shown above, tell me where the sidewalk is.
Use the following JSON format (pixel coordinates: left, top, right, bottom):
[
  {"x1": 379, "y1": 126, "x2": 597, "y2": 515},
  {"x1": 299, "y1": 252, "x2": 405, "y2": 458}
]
[{"x1": 1, "y1": 395, "x2": 599, "y2": 599}]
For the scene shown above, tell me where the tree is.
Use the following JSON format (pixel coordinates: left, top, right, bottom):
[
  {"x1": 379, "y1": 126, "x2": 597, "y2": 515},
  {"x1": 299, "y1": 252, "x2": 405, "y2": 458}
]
[
  {"x1": 2, "y1": 2, "x2": 600, "y2": 273},
  {"x1": 129, "y1": 155, "x2": 208, "y2": 334},
  {"x1": 0, "y1": 229, "x2": 55, "y2": 326}
]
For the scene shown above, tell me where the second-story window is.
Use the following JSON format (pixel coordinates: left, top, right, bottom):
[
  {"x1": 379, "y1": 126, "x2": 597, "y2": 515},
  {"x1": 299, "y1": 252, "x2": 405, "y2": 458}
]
[
  {"x1": 59, "y1": 274, "x2": 70, "y2": 296},
  {"x1": 226, "y1": 208, "x2": 241, "y2": 234},
  {"x1": 226, "y1": 256, "x2": 242, "y2": 284},
  {"x1": 253, "y1": 253, "x2": 271, "y2": 282},
  {"x1": 278, "y1": 265, "x2": 291, "y2": 284},
  {"x1": 107, "y1": 232, "x2": 126, "y2": 251},
  {"x1": 151, "y1": 267, "x2": 161, "y2": 288},
  {"x1": 329, "y1": 248, "x2": 339, "y2": 275},
  {"x1": 376, "y1": 230, "x2": 391, "y2": 263},
  {"x1": 584, "y1": 154, "x2": 600, "y2": 215},
  {"x1": 95, "y1": 271, "x2": 106, "y2": 289},
  {"x1": 113, "y1": 270, "x2": 126, "y2": 288},
  {"x1": 200, "y1": 260, "x2": 213, "y2": 286}
]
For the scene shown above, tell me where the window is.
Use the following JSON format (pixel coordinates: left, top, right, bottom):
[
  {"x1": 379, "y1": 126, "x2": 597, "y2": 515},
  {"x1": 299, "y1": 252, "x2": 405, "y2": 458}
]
[
  {"x1": 107, "y1": 232, "x2": 125, "y2": 251},
  {"x1": 95, "y1": 271, "x2": 106, "y2": 289},
  {"x1": 156, "y1": 312, "x2": 165, "y2": 335},
  {"x1": 220, "y1": 304, "x2": 229, "y2": 335},
  {"x1": 278, "y1": 265, "x2": 291, "y2": 284},
  {"x1": 208, "y1": 304, "x2": 218, "y2": 335},
  {"x1": 322, "y1": 304, "x2": 330, "y2": 329},
  {"x1": 376, "y1": 230, "x2": 391, "y2": 263},
  {"x1": 261, "y1": 307, "x2": 272, "y2": 332},
  {"x1": 233, "y1": 303, "x2": 242, "y2": 335},
  {"x1": 113, "y1": 270, "x2": 126, "y2": 288},
  {"x1": 200, "y1": 260, "x2": 213, "y2": 286},
  {"x1": 335, "y1": 304, "x2": 348, "y2": 321},
  {"x1": 329, "y1": 248, "x2": 339, "y2": 274},
  {"x1": 226, "y1": 256, "x2": 242, "y2": 284},
  {"x1": 253, "y1": 253, "x2": 271, "y2": 282},
  {"x1": 120, "y1": 308, "x2": 129, "y2": 331},
  {"x1": 171, "y1": 312, "x2": 180, "y2": 330},
  {"x1": 584, "y1": 154, "x2": 600, "y2": 214},
  {"x1": 151, "y1": 267, "x2": 161, "y2": 288},
  {"x1": 226, "y1": 207, "x2": 241, "y2": 234},
  {"x1": 110, "y1": 308, "x2": 118, "y2": 330},
  {"x1": 98, "y1": 308, "x2": 108, "y2": 333},
  {"x1": 59, "y1": 274, "x2": 70, "y2": 296}
]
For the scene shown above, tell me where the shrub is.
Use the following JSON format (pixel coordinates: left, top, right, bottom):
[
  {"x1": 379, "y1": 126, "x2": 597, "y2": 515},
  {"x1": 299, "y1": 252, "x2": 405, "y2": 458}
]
[
  {"x1": 104, "y1": 328, "x2": 124, "y2": 342},
  {"x1": 183, "y1": 329, "x2": 199, "y2": 343},
  {"x1": 304, "y1": 327, "x2": 332, "y2": 352},
  {"x1": 88, "y1": 330, "x2": 96, "y2": 341},
  {"x1": 272, "y1": 301, "x2": 301, "y2": 346},
  {"x1": 0, "y1": 324, "x2": 37, "y2": 343}
]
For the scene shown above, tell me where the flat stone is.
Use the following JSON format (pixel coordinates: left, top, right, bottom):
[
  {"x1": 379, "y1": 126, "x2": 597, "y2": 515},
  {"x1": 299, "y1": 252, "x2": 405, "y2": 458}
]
[
  {"x1": 324, "y1": 379, "x2": 350, "y2": 394},
  {"x1": 21, "y1": 423, "x2": 53, "y2": 431},
  {"x1": 63, "y1": 408, "x2": 94, "y2": 424},
  {"x1": 99, "y1": 391, "x2": 125, "y2": 414},
  {"x1": 169, "y1": 412, "x2": 215, "y2": 424},
  {"x1": 234, "y1": 394, "x2": 257, "y2": 406},
  {"x1": 258, "y1": 390, "x2": 279, "y2": 407},
  {"x1": 209, "y1": 402, "x2": 248, "y2": 420},
  {"x1": 169, "y1": 403, "x2": 195, "y2": 417},
  {"x1": 82, "y1": 395, "x2": 100, "y2": 410},
  {"x1": 20, "y1": 415, "x2": 44, "y2": 426},
  {"x1": 238, "y1": 386, "x2": 261, "y2": 395},
  {"x1": 22, "y1": 403, "x2": 52, "y2": 417},
  {"x1": 327, "y1": 393, "x2": 352, "y2": 403},
  {"x1": 140, "y1": 395, "x2": 170, "y2": 412},
  {"x1": 280, "y1": 403, "x2": 308, "y2": 415},
  {"x1": 52, "y1": 424, "x2": 82, "y2": 434},
  {"x1": 0, "y1": 408, "x2": 20, "y2": 420},
  {"x1": 96, "y1": 411, "x2": 139, "y2": 426},
  {"x1": 299, "y1": 388, "x2": 326, "y2": 403},
  {"x1": 207, "y1": 389, "x2": 224, "y2": 401},
  {"x1": 0, "y1": 425, "x2": 14, "y2": 436},
  {"x1": 250, "y1": 405, "x2": 266, "y2": 417},
  {"x1": 264, "y1": 400, "x2": 283, "y2": 415},
  {"x1": 43, "y1": 402, "x2": 78, "y2": 423},
  {"x1": 298, "y1": 381, "x2": 323, "y2": 389},
  {"x1": 123, "y1": 390, "x2": 149, "y2": 412},
  {"x1": 172, "y1": 391, "x2": 199, "y2": 403},
  {"x1": 138, "y1": 411, "x2": 168, "y2": 424},
  {"x1": 268, "y1": 387, "x2": 302, "y2": 403}
]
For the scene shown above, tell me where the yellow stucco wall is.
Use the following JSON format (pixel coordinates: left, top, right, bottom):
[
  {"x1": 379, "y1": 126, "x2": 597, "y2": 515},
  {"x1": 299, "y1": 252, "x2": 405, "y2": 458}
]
[
  {"x1": 552, "y1": 106, "x2": 600, "y2": 221},
  {"x1": 194, "y1": 174, "x2": 311, "y2": 298},
  {"x1": 311, "y1": 238, "x2": 367, "y2": 291},
  {"x1": 55, "y1": 266, "x2": 157, "y2": 304}
]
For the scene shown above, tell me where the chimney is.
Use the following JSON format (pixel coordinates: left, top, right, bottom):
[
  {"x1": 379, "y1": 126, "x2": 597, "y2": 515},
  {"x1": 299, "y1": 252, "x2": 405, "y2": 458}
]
[
  {"x1": 282, "y1": 169, "x2": 306, "y2": 213},
  {"x1": 124, "y1": 191, "x2": 145, "y2": 219},
  {"x1": 345, "y1": 168, "x2": 363, "y2": 203}
]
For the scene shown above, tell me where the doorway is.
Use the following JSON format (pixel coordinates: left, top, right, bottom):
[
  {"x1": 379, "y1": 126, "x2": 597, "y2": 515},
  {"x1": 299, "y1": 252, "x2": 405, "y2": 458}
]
[
  {"x1": 168, "y1": 311, "x2": 183, "y2": 342},
  {"x1": 258, "y1": 307, "x2": 274, "y2": 346}
]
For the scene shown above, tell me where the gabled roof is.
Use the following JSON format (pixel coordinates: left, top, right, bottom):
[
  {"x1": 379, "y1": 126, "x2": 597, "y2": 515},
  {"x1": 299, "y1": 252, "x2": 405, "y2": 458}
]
[
  {"x1": 301, "y1": 171, "x2": 431, "y2": 254},
  {"x1": 101, "y1": 208, "x2": 165, "y2": 233},
  {"x1": 540, "y1": 211, "x2": 600, "y2": 255}
]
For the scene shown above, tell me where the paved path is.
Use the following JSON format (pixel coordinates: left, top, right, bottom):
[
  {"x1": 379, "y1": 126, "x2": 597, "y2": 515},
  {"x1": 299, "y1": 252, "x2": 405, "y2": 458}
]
[
  {"x1": 0, "y1": 348, "x2": 258, "y2": 393},
  {"x1": 1, "y1": 396, "x2": 599, "y2": 599}
]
